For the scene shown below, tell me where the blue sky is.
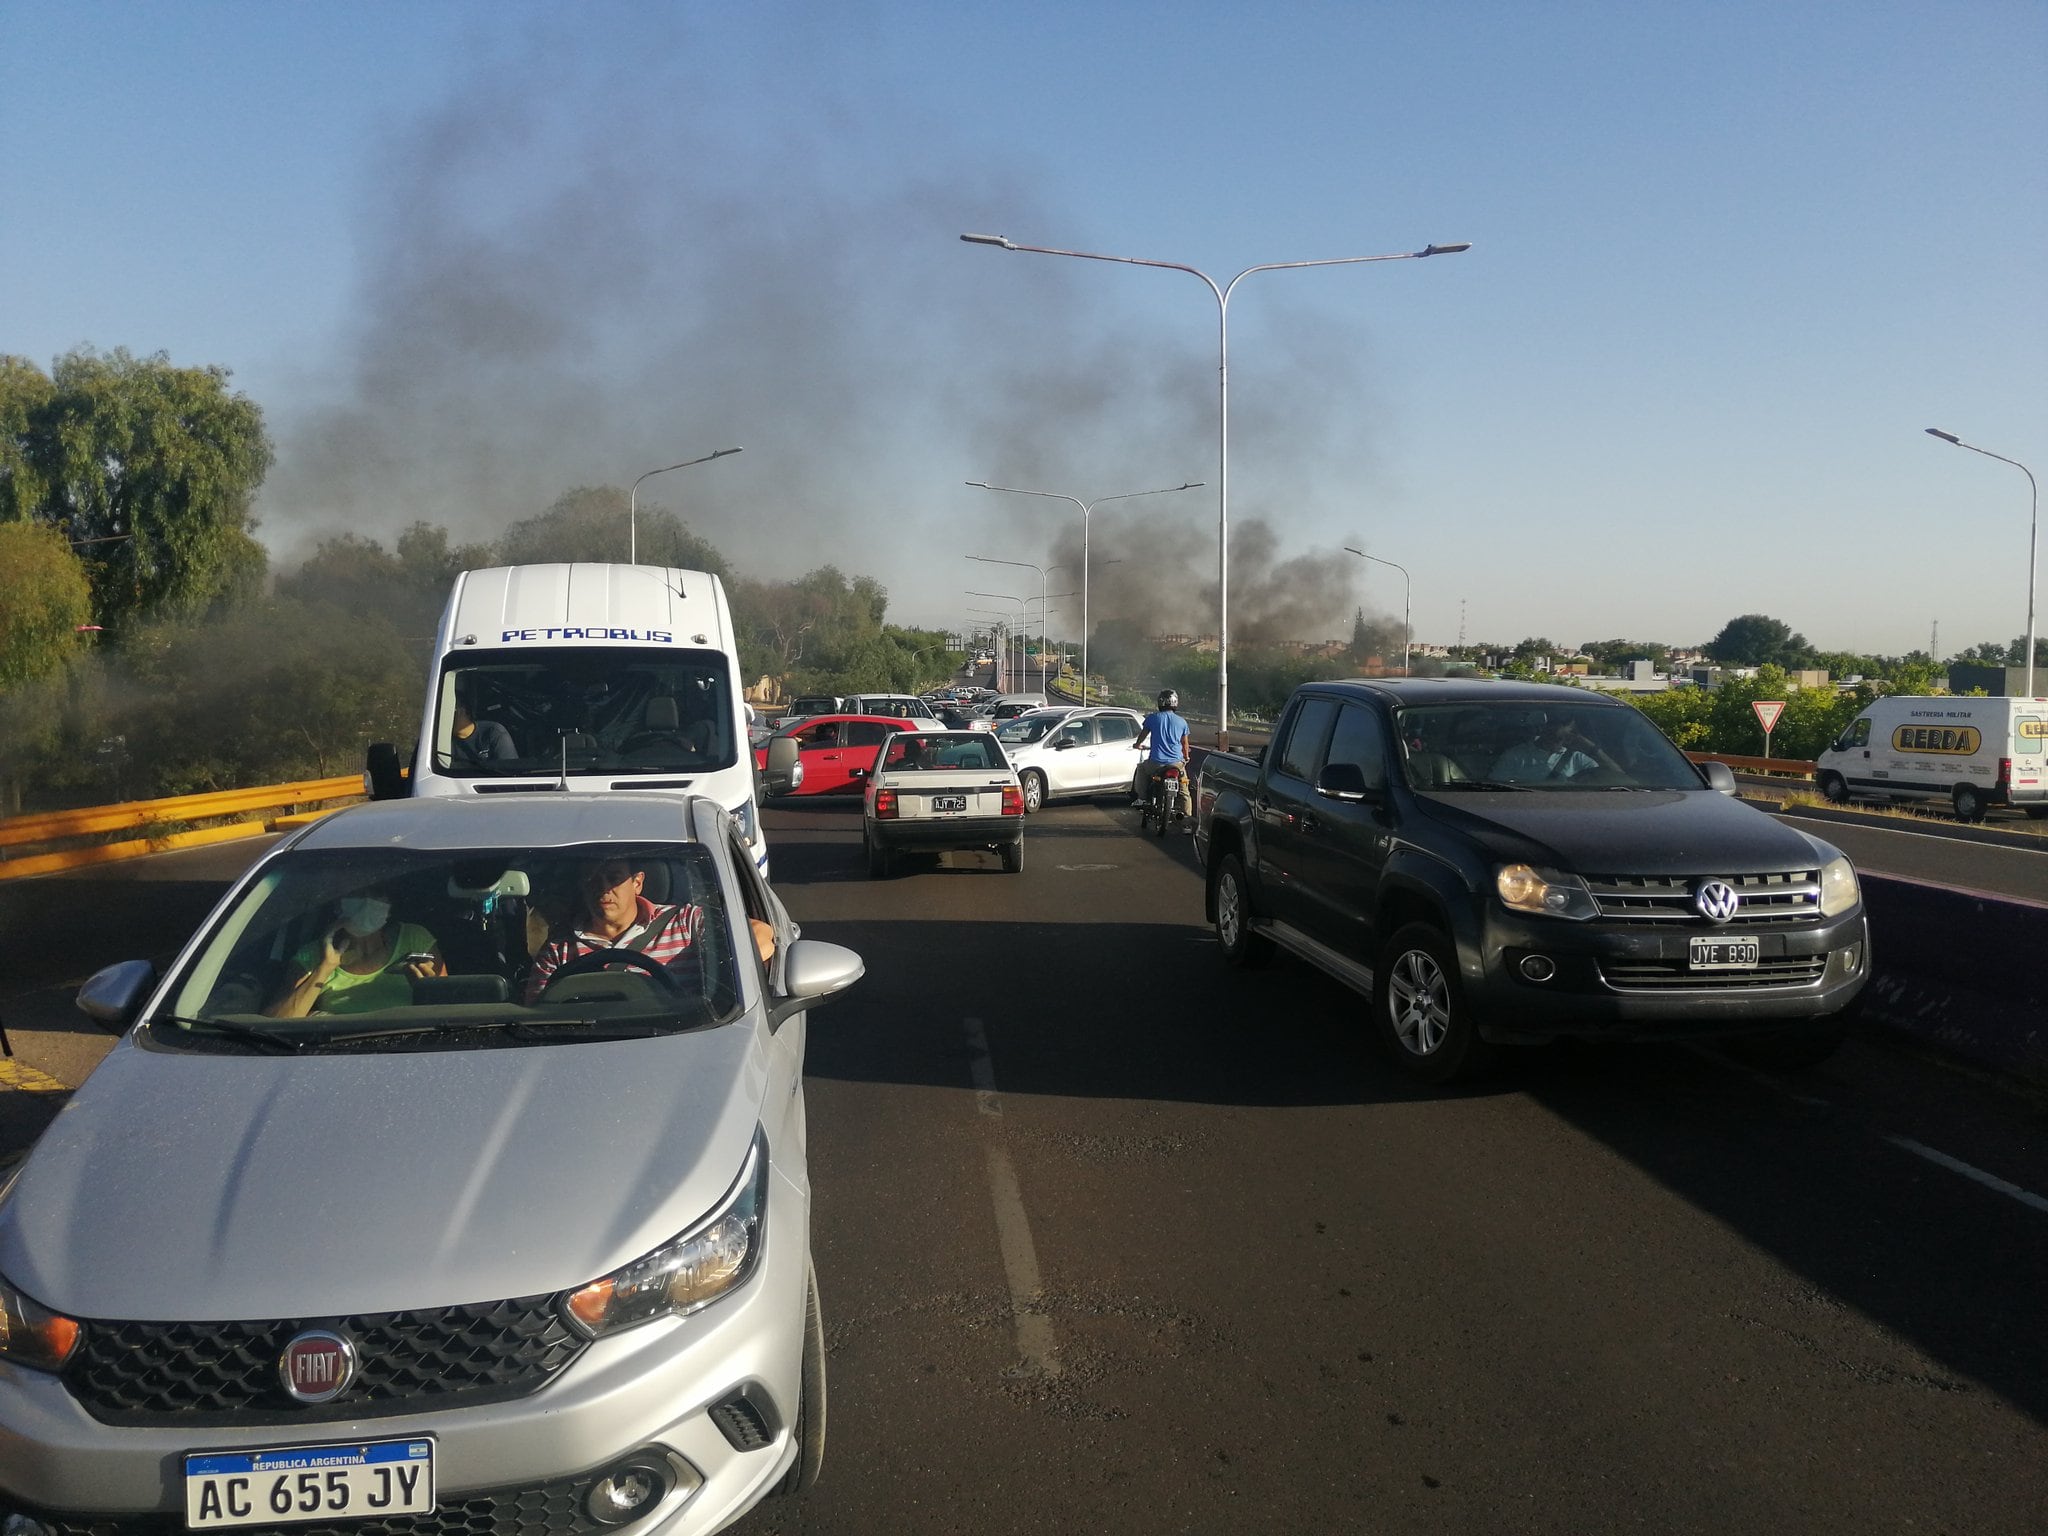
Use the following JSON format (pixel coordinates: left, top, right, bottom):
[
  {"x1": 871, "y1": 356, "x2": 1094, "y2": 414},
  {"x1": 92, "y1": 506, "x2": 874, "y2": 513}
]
[{"x1": 4, "y1": 1, "x2": 2043, "y2": 657}]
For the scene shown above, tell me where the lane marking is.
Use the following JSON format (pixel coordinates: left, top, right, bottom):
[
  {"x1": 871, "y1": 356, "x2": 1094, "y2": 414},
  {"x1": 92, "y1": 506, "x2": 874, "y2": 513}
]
[
  {"x1": 0, "y1": 1057, "x2": 73, "y2": 1095},
  {"x1": 1886, "y1": 1135, "x2": 2048, "y2": 1216},
  {"x1": 962, "y1": 1016, "x2": 1060, "y2": 1377}
]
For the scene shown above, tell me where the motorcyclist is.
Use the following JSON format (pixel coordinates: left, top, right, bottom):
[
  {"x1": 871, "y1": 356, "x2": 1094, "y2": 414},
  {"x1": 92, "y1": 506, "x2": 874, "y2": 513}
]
[{"x1": 1133, "y1": 689, "x2": 1195, "y2": 827}]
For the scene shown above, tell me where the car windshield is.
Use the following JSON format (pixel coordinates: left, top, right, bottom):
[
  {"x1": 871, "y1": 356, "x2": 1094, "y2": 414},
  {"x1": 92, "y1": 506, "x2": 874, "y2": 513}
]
[
  {"x1": 431, "y1": 647, "x2": 739, "y2": 777},
  {"x1": 994, "y1": 714, "x2": 1062, "y2": 744},
  {"x1": 1393, "y1": 702, "x2": 1703, "y2": 791},
  {"x1": 155, "y1": 842, "x2": 744, "y2": 1052}
]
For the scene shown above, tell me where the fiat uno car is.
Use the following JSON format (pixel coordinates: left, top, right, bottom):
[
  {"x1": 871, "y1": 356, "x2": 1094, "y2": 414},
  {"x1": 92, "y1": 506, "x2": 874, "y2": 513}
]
[{"x1": 0, "y1": 793, "x2": 862, "y2": 1536}]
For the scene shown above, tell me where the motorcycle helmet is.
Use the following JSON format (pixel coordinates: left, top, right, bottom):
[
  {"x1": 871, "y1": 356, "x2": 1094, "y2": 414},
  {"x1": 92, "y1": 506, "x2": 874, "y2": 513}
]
[{"x1": 1157, "y1": 689, "x2": 1179, "y2": 711}]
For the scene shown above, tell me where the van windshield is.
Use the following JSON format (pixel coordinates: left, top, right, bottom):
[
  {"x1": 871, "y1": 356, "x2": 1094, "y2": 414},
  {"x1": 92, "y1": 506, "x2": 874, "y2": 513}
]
[{"x1": 433, "y1": 646, "x2": 739, "y2": 777}]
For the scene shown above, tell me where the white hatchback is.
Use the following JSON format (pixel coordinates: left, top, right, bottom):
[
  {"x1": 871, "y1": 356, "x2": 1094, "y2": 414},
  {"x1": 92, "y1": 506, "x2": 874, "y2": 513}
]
[
  {"x1": 993, "y1": 707, "x2": 1146, "y2": 813},
  {"x1": 862, "y1": 730, "x2": 1025, "y2": 875}
]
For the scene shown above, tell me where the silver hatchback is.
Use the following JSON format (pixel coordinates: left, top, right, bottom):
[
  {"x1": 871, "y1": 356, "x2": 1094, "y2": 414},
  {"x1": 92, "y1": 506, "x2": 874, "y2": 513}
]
[{"x1": 0, "y1": 793, "x2": 861, "y2": 1536}]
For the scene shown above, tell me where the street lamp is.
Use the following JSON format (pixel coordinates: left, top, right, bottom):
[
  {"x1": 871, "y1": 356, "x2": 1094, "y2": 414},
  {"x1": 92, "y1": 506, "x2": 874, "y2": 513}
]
[
  {"x1": 967, "y1": 554, "x2": 1052, "y2": 693},
  {"x1": 966, "y1": 480, "x2": 1203, "y2": 704},
  {"x1": 1343, "y1": 547, "x2": 1413, "y2": 676},
  {"x1": 964, "y1": 232, "x2": 1470, "y2": 747},
  {"x1": 968, "y1": 590, "x2": 1031, "y2": 690},
  {"x1": 628, "y1": 447, "x2": 742, "y2": 565},
  {"x1": 1926, "y1": 429, "x2": 2039, "y2": 698}
]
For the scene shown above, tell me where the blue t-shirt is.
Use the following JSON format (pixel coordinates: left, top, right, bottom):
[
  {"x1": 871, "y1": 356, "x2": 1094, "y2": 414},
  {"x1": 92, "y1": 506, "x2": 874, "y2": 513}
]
[{"x1": 1141, "y1": 710, "x2": 1191, "y2": 765}]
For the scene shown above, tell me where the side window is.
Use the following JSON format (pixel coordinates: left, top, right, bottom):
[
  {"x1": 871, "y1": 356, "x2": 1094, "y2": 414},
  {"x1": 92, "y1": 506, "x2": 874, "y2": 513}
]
[
  {"x1": 1849, "y1": 719, "x2": 1870, "y2": 748},
  {"x1": 845, "y1": 720, "x2": 894, "y2": 747},
  {"x1": 726, "y1": 836, "x2": 775, "y2": 994},
  {"x1": 1325, "y1": 704, "x2": 1388, "y2": 791},
  {"x1": 1274, "y1": 698, "x2": 1338, "y2": 782},
  {"x1": 1058, "y1": 719, "x2": 1094, "y2": 747},
  {"x1": 1096, "y1": 714, "x2": 1138, "y2": 744}
]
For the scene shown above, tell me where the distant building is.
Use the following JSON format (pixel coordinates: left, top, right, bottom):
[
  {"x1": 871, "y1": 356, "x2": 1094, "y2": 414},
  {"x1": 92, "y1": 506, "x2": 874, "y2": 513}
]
[{"x1": 1947, "y1": 663, "x2": 2036, "y2": 697}]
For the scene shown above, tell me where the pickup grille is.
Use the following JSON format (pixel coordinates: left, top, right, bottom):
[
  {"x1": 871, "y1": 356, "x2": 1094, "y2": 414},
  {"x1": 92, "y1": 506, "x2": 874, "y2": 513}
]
[
  {"x1": 1599, "y1": 955, "x2": 1830, "y2": 991},
  {"x1": 1584, "y1": 871, "x2": 1821, "y2": 924}
]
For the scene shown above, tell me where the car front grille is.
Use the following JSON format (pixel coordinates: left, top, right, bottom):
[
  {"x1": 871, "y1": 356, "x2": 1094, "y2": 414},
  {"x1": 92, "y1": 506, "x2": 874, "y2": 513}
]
[
  {"x1": 65, "y1": 1295, "x2": 586, "y2": 1426},
  {"x1": 8, "y1": 1471, "x2": 615, "y2": 1536},
  {"x1": 1584, "y1": 870, "x2": 1821, "y2": 924},
  {"x1": 1598, "y1": 955, "x2": 1830, "y2": 991}
]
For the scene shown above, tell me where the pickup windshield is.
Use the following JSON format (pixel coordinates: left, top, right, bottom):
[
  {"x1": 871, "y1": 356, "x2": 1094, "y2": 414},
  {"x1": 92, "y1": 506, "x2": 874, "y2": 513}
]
[
  {"x1": 154, "y1": 842, "x2": 743, "y2": 1053},
  {"x1": 1394, "y1": 702, "x2": 1704, "y2": 791},
  {"x1": 431, "y1": 646, "x2": 738, "y2": 777}
]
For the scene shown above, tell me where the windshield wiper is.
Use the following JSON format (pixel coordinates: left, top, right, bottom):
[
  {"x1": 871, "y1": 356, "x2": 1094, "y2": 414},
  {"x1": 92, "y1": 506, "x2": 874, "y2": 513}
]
[
  {"x1": 1429, "y1": 778, "x2": 1532, "y2": 792},
  {"x1": 314, "y1": 1016, "x2": 676, "y2": 1045},
  {"x1": 158, "y1": 1015, "x2": 304, "y2": 1053}
]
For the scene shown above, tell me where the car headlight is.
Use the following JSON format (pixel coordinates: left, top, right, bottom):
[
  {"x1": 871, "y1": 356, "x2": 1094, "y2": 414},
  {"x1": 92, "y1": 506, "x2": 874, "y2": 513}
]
[
  {"x1": 0, "y1": 1274, "x2": 82, "y2": 1372},
  {"x1": 1818, "y1": 855, "x2": 1860, "y2": 917},
  {"x1": 560, "y1": 1131, "x2": 768, "y2": 1338},
  {"x1": 1495, "y1": 863, "x2": 1600, "y2": 921}
]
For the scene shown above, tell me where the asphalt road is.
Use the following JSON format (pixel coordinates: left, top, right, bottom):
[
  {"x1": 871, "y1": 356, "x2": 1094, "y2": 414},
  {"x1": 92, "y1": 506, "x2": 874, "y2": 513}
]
[{"x1": 2, "y1": 802, "x2": 2044, "y2": 1533}]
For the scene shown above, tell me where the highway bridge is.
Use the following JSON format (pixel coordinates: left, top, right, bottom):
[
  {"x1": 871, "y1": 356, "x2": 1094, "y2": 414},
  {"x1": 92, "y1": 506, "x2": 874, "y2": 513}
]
[{"x1": 0, "y1": 796, "x2": 2043, "y2": 1532}]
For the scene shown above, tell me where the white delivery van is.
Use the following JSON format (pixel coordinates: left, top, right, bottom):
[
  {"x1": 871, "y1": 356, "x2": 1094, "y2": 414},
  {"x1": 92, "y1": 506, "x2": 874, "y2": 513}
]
[
  {"x1": 366, "y1": 563, "x2": 773, "y2": 871},
  {"x1": 1815, "y1": 694, "x2": 2048, "y2": 822}
]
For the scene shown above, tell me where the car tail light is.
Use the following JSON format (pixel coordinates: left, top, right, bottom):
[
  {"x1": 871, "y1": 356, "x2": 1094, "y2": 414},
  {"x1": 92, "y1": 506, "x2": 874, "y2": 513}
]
[
  {"x1": 1998, "y1": 757, "x2": 2012, "y2": 788},
  {"x1": 1001, "y1": 785, "x2": 1023, "y2": 816},
  {"x1": 875, "y1": 789, "x2": 898, "y2": 819}
]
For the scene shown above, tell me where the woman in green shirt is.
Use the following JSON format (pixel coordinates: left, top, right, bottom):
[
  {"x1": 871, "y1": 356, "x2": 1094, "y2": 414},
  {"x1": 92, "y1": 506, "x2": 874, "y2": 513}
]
[{"x1": 266, "y1": 890, "x2": 445, "y2": 1018}]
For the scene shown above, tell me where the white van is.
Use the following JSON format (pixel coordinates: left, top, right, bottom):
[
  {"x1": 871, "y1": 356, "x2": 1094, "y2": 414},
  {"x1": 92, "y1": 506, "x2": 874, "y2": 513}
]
[
  {"x1": 366, "y1": 563, "x2": 772, "y2": 870},
  {"x1": 1815, "y1": 694, "x2": 2048, "y2": 822}
]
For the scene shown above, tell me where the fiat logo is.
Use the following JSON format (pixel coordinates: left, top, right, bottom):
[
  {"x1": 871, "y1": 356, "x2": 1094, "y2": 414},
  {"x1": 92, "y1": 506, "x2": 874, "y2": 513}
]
[
  {"x1": 1694, "y1": 879, "x2": 1740, "y2": 925},
  {"x1": 279, "y1": 1330, "x2": 357, "y2": 1404}
]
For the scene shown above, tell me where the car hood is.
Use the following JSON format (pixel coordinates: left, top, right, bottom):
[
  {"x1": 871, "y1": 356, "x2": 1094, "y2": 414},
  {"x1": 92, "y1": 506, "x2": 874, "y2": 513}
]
[
  {"x1": 0, "y1": 1024, "x2": 768, "y2": 1322},
  {"x1": 1412, "y1": 788, "x2": 1834, "y2": 874}
]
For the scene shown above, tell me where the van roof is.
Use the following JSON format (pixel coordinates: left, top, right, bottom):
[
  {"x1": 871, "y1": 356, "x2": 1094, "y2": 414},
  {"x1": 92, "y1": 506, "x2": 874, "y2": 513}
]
[{"x1": 447, "y1": 564, "x2": 729, "y2": 650}]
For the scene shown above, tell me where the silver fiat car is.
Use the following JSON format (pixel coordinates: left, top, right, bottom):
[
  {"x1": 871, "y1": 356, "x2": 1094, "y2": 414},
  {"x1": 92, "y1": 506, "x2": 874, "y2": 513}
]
[{"x1": 0, "y1": 793, "x2": 860, "y2": 1536}]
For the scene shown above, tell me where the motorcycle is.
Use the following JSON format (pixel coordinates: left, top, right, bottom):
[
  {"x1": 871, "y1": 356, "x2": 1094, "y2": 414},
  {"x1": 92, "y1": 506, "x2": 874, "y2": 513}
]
[{"x1": 1141, "y1": 763, "x2": 1187, "y2": 837}]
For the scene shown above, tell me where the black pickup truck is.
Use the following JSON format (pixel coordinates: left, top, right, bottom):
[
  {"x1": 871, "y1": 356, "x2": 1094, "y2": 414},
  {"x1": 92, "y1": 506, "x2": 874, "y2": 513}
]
[{"x1": 1195, "y1": 679, "x2": 1871, "y2": 1081}]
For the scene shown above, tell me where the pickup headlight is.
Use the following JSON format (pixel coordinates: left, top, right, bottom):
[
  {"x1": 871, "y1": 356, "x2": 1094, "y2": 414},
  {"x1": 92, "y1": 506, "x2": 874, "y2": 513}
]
[
  {"x1": 561, "y1": 1131, "x2": 768, "y2": 1338},
  {"x1": 1495, "y1": 863, "x2": 1600, "y2": 921},
  {"x1": 1818, "y1": 855, "x2": 1860, "y2": 917},
  {"x1": 0, "y1": 1274, "x2": 82, "y2": 1372}
]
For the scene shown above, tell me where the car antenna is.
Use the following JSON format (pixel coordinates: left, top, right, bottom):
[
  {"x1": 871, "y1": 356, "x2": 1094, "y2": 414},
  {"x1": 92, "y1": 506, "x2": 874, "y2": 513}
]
[{"x1": 557, "y1": 730, "x2": 571, "y2": 793}]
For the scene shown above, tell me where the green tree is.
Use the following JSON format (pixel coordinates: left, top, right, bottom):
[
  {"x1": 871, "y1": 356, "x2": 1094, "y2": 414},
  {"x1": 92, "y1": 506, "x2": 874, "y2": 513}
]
[
  {"x1": 0, "y1": 522, "x2": 92, "y2": 691},
  {"x1": 276, "y1": 521, "x2": 493, "y2": 648},
  {"x1": 12, "y1": 349, "x2": 273, "y2": 628},
  {"x1": 501, "y1": 486, "x2": 729, "y2": 573},
  {"x1": 0, "y1": 355, "x2": 56, "y2": 522},
  {"x1": 1704, "y1": 614, "x2": 1815, "y2": 668},
  {"x1": 1580, "y1": 638, "x2": 1671, "y2": 670}
]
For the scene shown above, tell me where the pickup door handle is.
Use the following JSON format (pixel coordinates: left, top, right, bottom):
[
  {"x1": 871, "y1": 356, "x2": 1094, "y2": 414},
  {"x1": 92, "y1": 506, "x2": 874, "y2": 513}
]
[{"x1": 1255, "y1": 797, "x2": 1273, "y2": 814}]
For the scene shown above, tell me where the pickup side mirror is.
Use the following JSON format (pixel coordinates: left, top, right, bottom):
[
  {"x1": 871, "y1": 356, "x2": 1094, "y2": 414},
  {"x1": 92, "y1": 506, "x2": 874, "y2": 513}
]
[
  {"x1": 1698, "y1": 759, "x2": 1738, "y2": 796},
  {"x1": 1315, "y1": 761, "x2": 1376, "y2": 803},
  {"x1": 770, "y1": 939, "x2": 865, "y2": 1027},
  {"x1": 763, "y1": 736, "x2": 802, "y2": 796},
  {"x1": 77, "y1": 960, "x2": 157, "y2": 1032},
  {"x1": 365, "y1": 742, "x2": 406, "y2": 801}
]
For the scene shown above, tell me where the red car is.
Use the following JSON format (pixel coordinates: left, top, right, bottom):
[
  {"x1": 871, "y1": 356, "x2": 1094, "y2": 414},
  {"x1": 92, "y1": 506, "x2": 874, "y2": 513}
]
[{"x1": 753, "y1": 713, "x2": 909, "y2": 796}]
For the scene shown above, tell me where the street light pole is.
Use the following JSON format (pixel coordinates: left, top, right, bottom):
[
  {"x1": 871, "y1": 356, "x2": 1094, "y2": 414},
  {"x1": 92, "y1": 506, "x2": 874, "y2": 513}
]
[
  {"x1": 967, "y1": 555, "x2": 1050, "y2": 693},
  {"x1": 1926, "y1": 429, "x2": 2039, "y2": 698},
  {"x1": 628, "y1": 447, "x2": 743, "y2": 565},
  {"x1": 967, "y1": 479, "x2": 1203, "y2": 704},
  {"x1": 1343, "y1": 547, "x2": 1413, "y2": 676},
  {"x1": 964, "y1": 233, "x2": 1469, "y2": 748},
  {"x1": 968, "y1": 591, "x2": 1029, "y2": 691}
]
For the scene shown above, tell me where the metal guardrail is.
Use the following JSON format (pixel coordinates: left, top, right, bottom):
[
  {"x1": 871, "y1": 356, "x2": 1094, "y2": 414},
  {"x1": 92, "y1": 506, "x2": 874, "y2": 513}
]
[
  {"x1": 1688, "y1": 751, "x2": 1816, "y2": 778},
  {"x1": 0, "y1": 776, "x2": 364, "y2": 881}
]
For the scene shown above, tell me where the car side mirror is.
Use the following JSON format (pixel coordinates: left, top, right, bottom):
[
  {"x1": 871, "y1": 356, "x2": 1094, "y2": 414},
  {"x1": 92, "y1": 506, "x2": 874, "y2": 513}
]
[
  {"x1": 1699, "y1": 759, "x2": 1738, "y2": 796},
  {"x1": 1315, "y1": 761, "x2": 1376, "y2": 802},
  {"x1": 771, "y1": 939, "x2": 865, "y2": 1027},
  {"x1": 77, "y1": 959, "x2": 157, "y2": 1032},
  {"x1": 764, "y1": 736, "x2": 801, "y2": 796}
]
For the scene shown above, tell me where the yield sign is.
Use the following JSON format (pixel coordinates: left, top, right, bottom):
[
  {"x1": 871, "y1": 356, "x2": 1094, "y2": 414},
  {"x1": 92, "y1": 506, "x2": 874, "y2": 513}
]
[{"x1": 1752, "y1": 700, "x2": 1786, "y2": 733}]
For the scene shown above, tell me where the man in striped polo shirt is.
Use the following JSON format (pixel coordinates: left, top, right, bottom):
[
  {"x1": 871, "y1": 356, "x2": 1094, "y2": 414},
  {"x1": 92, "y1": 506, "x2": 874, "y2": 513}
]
[{"x1": 525, "y1": 856, "x2": 705, "y2": 1002}]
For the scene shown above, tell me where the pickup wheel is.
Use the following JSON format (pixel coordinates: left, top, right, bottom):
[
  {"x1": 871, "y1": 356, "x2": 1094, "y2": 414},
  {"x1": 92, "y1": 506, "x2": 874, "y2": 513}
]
[
  {"x1": 1374, "y1": 923, "x2": 1493, "y2": 1084},
  {"x1": 1212, "y1": 853, "x2": 1274, "y2": 969}
]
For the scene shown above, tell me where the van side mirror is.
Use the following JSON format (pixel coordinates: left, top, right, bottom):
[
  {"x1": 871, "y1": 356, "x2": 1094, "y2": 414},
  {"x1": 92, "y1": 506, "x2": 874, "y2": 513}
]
[
  {"x1": 763, "y1": 737, "x2": 801, "y2": 796},
  {"x1": 1316, "y1": 761, "x2": 1376, "y2": 802},
  {"x1": 365, "y1": 743, "x2": 406, "y2": 801},
  {"x1": 1698, "y1": 759, "x2": 1738, "y2": 795}
]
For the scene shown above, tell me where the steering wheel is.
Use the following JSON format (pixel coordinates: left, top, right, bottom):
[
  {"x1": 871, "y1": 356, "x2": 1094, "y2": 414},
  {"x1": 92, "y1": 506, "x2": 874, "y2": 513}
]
[{"x1": 540, "y1": 947, "x2": 680, "y2": 995}]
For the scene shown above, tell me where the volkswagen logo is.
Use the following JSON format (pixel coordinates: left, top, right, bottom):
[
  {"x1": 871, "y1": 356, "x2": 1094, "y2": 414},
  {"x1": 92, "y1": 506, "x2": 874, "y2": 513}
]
[
  {"x1": 1694, "y1": 879, "x2": 1741, "y2": 925},
  {"x1": 279, "y1": 1330, "x2": 357, "y2": 1404}
]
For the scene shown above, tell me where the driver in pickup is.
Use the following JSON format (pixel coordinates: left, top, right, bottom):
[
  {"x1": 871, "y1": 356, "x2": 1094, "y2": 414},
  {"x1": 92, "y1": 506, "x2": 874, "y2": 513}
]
[{"x1": 524, "y1": 857, "x2": 707, "y2": 1001}]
